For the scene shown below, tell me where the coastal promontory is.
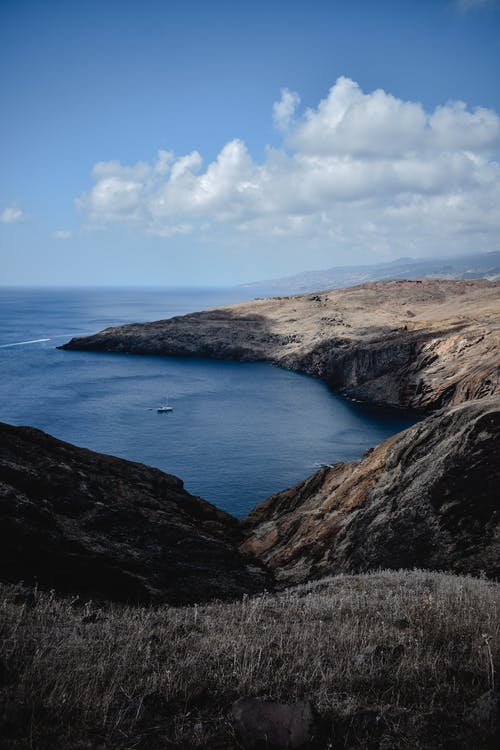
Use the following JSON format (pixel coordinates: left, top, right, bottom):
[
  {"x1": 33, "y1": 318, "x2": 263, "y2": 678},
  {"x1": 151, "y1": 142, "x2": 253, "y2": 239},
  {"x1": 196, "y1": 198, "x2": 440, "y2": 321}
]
[{"x1": 61, "y1": 279, "x2": 500, "y2": 410}]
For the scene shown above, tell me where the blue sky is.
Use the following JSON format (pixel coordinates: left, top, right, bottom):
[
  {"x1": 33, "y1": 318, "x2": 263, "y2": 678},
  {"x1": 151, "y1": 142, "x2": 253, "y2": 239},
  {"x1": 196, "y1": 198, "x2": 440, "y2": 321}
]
[{"x1": 1, "y1": 0, "x2": 499, "y2": 286}]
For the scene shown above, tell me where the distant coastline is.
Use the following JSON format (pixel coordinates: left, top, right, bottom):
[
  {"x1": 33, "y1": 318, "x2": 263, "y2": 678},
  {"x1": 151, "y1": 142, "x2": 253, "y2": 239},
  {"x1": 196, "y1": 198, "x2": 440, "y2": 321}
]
[{"x1": 242, "y1": 250, "x2": 500, "y2": 294}]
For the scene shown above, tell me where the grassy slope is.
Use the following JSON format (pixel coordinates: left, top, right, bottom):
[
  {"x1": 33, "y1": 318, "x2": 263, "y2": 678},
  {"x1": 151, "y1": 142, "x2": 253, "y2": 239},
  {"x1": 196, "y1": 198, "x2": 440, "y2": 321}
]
[{"x1": 1, "y1": 570, "x2": 499, "y2": 749}]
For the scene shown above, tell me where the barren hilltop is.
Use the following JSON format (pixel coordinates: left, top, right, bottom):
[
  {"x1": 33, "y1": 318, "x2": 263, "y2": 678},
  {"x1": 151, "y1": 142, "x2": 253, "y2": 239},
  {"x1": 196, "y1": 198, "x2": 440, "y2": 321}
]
[{"x1": 62, "y1": 279, "x2": 500, "y2": 410}]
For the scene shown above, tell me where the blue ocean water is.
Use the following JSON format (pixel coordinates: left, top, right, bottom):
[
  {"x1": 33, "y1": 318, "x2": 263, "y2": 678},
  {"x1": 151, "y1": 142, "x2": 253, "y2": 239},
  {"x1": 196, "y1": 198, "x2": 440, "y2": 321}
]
[{"x1": 0, "y1": 287, "x2": 418, "y2": 517}]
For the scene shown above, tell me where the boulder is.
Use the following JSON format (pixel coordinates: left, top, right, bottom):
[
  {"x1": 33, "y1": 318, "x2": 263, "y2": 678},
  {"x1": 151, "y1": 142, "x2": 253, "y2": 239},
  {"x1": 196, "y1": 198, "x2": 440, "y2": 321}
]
[{"x1": 232, "y1": 697, "x2": 319, "y2": 749}]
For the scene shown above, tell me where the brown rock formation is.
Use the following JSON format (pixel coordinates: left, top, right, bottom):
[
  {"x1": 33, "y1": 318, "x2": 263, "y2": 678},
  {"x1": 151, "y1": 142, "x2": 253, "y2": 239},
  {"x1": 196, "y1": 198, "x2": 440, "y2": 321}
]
[
  {"x1": 61, "y1": 279, "x2": 500, "y2": 410},
  {"x1": 0, "y1": 422, "x2": 272, "y2": 604},
  {"x1": 240, "y1": 396, "x2": 500, "y2": 584}
]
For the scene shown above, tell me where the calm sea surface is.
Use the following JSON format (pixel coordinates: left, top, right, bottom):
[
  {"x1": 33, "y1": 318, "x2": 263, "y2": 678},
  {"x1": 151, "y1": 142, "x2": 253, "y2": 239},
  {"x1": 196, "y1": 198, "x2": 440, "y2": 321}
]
[{"x1": 0, "y1": 287, "x2": 418, "y2": 517}]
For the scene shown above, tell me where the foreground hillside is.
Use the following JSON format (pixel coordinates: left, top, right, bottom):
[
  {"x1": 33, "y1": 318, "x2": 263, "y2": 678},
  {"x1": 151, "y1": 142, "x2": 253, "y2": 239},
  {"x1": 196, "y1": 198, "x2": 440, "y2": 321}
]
[
  {"x1": 242, "y1": 396, "x2": 500, "y2": 584},
  {"x1": 1, "y1": 571, "x2": 498, "y2": 749},
  {"x1": 0, "y1": 422, "x2": 271, "y2": 605},
  {"x1": 61, "y1": 279, "x2": 500, "y2": 410}
]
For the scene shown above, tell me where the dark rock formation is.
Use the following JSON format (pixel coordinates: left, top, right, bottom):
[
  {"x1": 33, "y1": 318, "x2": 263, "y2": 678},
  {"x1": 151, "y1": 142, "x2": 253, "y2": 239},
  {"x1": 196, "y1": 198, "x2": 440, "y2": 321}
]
[
  {"x1": 231, "y1": 698, "x2": 320, "y2": 749},
  {"x1": 240, "y1": 396, "x2": 500, "y2": 583},
  {"x1": 61, "y1": 309, "x2": 279, "y2": 362},
  {"x1": 0, "y1": 422, "x2": 272, "y2": 604},
  {"x1": 60, "y1": 280, "x2": 500, "y2": 410}
]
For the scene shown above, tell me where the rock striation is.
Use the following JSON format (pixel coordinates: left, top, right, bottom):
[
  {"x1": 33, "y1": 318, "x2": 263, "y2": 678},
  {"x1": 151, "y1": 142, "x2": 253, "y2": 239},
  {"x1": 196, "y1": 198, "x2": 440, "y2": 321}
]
[
  {"x1": 61, "y1": 279, "x2": 500, "y2": 411},
  {"x1": 0, "y1": 422, "x2": 272, "y2": 604},
  {"x1": 240, "y1": 396, "x2": 500, "y2": 584}
]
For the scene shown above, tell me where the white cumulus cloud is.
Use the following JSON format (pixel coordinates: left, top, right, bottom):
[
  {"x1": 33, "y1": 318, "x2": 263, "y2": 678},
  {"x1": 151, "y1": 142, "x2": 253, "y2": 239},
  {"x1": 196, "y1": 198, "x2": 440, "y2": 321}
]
[
  {"x1": 1, "y1": 205, "x2": 24, "y2": 224},
  {"x1": 287, "y1": 77, "x2": 500, "y2": 157},
  {"x1": 77, "y1": 78, "x2": 500, "y2": 258},
  {"x1": 52, "y1": 230, "x2": 73, "y2": 239}
]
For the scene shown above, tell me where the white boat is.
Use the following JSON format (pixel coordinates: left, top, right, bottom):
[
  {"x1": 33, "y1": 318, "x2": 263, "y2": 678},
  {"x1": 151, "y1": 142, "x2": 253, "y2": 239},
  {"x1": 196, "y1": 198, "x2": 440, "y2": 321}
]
[{"x1": 157, "y1": 397, "x2": 173, "y2": 413}]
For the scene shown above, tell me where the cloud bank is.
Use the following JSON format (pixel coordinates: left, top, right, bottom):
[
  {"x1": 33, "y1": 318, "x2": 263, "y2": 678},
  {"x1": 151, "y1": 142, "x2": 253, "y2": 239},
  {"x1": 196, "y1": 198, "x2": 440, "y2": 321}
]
[{"x1": 78, "y1": 77, "x2": 500, "y2": 259}]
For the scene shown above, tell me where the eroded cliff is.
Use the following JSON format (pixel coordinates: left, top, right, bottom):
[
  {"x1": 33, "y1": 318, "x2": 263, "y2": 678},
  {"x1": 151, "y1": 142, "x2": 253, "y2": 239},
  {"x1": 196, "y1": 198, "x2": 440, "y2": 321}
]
[{"x1": 241, "y1": 396, "x2": 500, "y2": 583}]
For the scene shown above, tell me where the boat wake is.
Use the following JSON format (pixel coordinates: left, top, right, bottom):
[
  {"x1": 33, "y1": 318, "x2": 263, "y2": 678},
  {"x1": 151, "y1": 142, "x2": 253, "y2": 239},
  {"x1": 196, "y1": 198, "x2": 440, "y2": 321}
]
[{"x1": 0, "y1": 338, "x2": 51, "y2": 348}]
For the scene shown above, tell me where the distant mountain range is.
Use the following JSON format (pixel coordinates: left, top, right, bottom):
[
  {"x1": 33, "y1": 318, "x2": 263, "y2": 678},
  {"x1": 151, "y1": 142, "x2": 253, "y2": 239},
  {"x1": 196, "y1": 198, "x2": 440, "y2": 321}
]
[{"x1": 243, "y1": 250, "x2": 500, "y2": 293}]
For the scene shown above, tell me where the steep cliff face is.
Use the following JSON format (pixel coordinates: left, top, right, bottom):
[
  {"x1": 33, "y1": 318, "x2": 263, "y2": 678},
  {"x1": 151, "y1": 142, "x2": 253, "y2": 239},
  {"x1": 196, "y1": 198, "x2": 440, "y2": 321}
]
[
  {"x1": 297, "y1": 322, "x2": 499, "y2": 409},
  {"x1": 61, "y1": 280, "x2": 500, "y2": 410},
  {"x1": 240, "y1": 397, "x2": 500, "y2": 584},
  {"x1": 0, "y1": 423, "x2": 272, "y2": 604}
]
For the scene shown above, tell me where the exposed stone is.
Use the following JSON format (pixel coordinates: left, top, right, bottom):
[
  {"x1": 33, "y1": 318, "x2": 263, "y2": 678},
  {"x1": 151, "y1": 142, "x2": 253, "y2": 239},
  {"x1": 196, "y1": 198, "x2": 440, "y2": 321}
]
[
  {"x1": 0, "y1": 422, "x2": 273, "y2": 604},
  {"x1": 231, "y1": 697, "x2": 319, "y2": 749},
  {"x1": 60, "y1": 279, "x2": 500, "y2": 411},
  {"x1": 241, "y1": 397, "x2": 500, "y2": 584}
]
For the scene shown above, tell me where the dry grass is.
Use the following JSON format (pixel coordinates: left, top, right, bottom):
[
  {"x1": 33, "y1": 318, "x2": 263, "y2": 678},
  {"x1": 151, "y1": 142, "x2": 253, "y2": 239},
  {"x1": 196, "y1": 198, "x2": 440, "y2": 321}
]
[{"x1": 1, "y1": 569, "x2": 499, "y2": 749}]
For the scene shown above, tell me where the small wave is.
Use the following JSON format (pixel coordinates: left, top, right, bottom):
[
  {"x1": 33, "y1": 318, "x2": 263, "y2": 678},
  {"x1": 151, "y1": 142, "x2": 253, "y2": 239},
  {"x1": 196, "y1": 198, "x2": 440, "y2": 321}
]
[{"x1": 0, "y1": 338, "x2": 51, "y2": 348}]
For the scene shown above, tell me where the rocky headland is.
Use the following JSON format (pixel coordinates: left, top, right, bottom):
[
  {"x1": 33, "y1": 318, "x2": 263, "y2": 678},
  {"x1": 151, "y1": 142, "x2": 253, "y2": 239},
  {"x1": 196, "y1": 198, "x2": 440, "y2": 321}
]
[
  {"x1": 241, "y1": 396, "x2": 500, "y2": 583},
  {"x1": 0, "y1": 422, "x2": 271, "y2": 604},
  {"x1": 61, "y1": 279, "x2": 500, "y2": 411}
]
